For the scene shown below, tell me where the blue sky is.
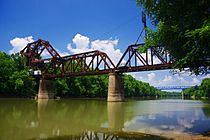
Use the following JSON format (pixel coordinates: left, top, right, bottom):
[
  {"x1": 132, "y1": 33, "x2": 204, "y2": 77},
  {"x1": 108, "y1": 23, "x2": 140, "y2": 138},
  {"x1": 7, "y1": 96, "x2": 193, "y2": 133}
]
[
  {"x1": 0, "y1": 0, "x2": 145, "y2": 52},
  {"x1": 0, "y1": 0, "x2": 209, "y2": 87}
]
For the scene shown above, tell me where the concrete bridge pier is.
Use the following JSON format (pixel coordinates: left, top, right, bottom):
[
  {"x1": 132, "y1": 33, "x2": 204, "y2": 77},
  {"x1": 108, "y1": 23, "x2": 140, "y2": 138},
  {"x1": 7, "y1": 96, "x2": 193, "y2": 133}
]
[
  {"x1": 38, "y1": 79, "x2": 55, "y2": 99},
  {"x1": 108, "y1": 73, "x2": 124, "y2": 102}
]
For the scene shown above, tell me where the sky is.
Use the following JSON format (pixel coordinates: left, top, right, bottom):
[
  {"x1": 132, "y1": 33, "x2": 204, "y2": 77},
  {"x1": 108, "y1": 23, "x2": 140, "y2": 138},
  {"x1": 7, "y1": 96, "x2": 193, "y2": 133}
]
[{"x1": 0, "y1": 0, "x2": 209, "y2": 88}]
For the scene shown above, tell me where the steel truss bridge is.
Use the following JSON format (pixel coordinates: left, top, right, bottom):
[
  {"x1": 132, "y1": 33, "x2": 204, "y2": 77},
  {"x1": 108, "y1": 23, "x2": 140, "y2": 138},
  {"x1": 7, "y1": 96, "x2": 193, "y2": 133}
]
[
  {"x1": 155, "y1": 86, "x2": 192, "y2": 90},
  {"x1": 20, "y1": 39, "x2": 173, "y2": 79}
]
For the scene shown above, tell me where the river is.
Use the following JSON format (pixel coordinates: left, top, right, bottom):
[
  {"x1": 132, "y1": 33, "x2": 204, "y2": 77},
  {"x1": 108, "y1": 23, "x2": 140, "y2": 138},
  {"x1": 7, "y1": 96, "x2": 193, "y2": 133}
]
[{"x1": 0, "y1": 98, "x2": 210, "y2": 140}]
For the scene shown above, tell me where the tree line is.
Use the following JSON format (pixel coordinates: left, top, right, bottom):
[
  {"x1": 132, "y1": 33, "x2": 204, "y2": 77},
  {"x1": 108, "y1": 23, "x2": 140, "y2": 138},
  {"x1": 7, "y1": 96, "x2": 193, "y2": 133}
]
[
  {"x1": 0, "y1": 52, "x2": 209, "y2": 98},
  {"x1": 183, "y1": 78, "x2": 210, "y2": 98},
  {"x1": 0, "y1": 52, "x2": 166, "y2": 98}
]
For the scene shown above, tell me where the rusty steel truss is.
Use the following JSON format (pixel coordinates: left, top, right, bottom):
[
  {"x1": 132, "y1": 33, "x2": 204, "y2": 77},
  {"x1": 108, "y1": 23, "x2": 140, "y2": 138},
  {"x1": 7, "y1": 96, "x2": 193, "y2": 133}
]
[
  {"x1": 116, "y1": 43, "x2": 172, "y2": 72},
  {"x1": 20, "y1": 39, "x2": 173, "y2": 79}
]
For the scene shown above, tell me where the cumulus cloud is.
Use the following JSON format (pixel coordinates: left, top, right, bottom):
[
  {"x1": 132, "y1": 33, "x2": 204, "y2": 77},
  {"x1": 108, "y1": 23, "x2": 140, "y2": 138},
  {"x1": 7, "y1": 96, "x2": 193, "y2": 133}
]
[
  {"x1": 161, "y1": 75, "x2": 175, "y2": 85},
  {"x1": 158, "y1": 74, "x2": 200, "y2": 87},
  {"x1": 132, "y1": 71, "x2": 204, "y2": 87},
  {"x1": 192, "y1": 77, "x2": 200, "y2": 85},
  {"x1": 67, "y1": 33, "x2": 91, "y2": 54},
  {"x1": 72, "y1": 33, "x2": 90, "y2": 49},
  {"x1": 148, "y1": 72, "x2": 156, "y2": 82},
  {"x1": 140, "y1": 50, "x2": 162, "y2": 65},
  {"x1": 67, "y1": 33, "x2": 122, "y2": 64},
  {"x1": 203, "y1": 74, "x2": 210, "y2": 79},
  {"x1": 147, "y1": 73, "x2": 176, "y2": 86},
  {"x1": 91, "y1": 39, "x2": 122, "y2": 64},
  {"x1": 9, "y1": 36, "x2": 34, "y2": 54},
  {"x1": 9, "y1": 36, "x2": 70, "y2": 58}
]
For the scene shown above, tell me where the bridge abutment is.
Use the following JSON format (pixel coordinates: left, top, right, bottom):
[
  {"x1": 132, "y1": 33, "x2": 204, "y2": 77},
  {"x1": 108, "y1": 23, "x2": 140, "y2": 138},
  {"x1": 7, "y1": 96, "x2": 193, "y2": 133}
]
[
  {"x1": 108, "y1": 73, "x2": 124, "y2": 102},
  {"x1": 38, "y1": 79, "x2": 55, "y2": 99}
]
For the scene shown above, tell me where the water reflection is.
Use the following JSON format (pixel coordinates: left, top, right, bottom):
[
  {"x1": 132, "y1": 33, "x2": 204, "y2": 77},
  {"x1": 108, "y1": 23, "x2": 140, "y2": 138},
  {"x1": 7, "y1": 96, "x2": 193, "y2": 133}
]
[
  {"x1": 203, "y1": 104, "x2": 210, "y2": 118},
  {"x1": 36, "y1": 99, "x2": 108, "y2": 137},
  {"x1": 124, "y1": 100, "x2": 210, "y2": 136},
  {"x1": 107, "y1": 102, "x2": 124, "y2": 131},
  {"x1": 0, "y1": 99, "x2": 210, "y2": 139},
  {"x1": 30, "y1": 130, "x2": 168, "y2": 140}
]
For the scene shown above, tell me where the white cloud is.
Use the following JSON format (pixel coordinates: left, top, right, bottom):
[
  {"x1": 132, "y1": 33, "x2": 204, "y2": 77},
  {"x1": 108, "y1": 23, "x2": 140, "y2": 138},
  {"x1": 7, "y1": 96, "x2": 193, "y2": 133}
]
[
  {"x1": 203, "y1": 74, "x2": 210, "y2": 79},
  {"x1": 91, "y1": 39, "x2": 122, "y2": 64},
  {"x1": 192, "y1": 77, "x2": 200, "y2": 85},
  {"x1": 9, "y1": 36, "x2": 34, "y2": 54},
  {"x1": 141, "y1": 50, "x2": 162, "y2": 65},
  {"x1": 131, "y1": 70, "x2": 206, "y2": 87},
  {"x1": 157, "y1": 74, "x2": 199, "y2": 87},
  {"x1": 148, "y1": 72, "x2": 156, "y2": 82},
  {"x1": 66, "y1": 33, "x2": 122, "y2": 65},
  {"x1": 10, "y1": 36, "x2": 70, "y2": 58},
  {"x1": 162, "y1": 75, "x2": 174, "y2": 84},
  {"x1": 146, "y1": 73, "x2": 176, "y2": 86},
  {"x1": 72, "y1": 33, "x2": 90, "y2": 49},
  {"x1": 67, "y1": 33, "x2": 92, "y2": 54}
]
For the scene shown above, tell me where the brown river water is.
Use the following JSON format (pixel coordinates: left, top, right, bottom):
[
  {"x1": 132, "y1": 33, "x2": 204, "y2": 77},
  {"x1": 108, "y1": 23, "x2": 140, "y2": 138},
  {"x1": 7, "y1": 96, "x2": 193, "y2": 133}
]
[{"x1": 0, "y1": 98, "x2": 210, "y2": 140}]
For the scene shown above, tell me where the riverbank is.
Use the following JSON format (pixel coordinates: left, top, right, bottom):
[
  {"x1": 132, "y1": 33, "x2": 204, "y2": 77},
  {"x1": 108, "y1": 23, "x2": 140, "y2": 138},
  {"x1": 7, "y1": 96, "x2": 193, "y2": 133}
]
[{"x1": 0, "y1": 94, "x2": 209, "y2": 103}]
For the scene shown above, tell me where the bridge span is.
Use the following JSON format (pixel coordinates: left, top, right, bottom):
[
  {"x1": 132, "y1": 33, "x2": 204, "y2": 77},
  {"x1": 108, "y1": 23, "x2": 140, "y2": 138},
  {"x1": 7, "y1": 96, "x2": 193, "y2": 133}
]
[
  {"x1": 155, "y1": 86, "x2": 192, "y2": 90},
  {"x1": 20, "y1": 39, "x2": 173, "y2": 101}
]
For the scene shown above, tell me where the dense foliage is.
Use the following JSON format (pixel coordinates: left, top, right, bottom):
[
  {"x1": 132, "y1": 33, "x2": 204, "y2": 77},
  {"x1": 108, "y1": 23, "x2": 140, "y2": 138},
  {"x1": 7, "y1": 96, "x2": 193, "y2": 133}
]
[
  {"x1": 55, "y1": 75, "x2": 109, "y2": 97},
  {"x1": 183, "y1": 78, "x2": 210, "y2": 98},
  {"x1": 0, "y1": 52, "x2": 36, "y2": 97},
  {"x1": 123, "y1": 75, "x2": 162, "y2": 97},
  {"x1": 137, "y1": 0, "x2": 210, "y2": 75},
  {"x1": 55, "y1": 74, "x2": 163, "y2": 98}
]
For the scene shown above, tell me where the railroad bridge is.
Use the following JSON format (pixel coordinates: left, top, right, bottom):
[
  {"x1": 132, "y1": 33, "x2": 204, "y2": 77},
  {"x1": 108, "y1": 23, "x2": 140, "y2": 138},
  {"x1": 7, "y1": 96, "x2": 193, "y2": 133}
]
[{"x1": 20, "y1": 39, "x2": 172, "y2": 101}]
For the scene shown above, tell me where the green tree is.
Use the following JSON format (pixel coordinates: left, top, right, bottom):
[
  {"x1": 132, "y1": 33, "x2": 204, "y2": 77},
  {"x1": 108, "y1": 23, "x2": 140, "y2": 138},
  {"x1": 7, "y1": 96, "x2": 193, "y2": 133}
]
[
  {"x1": 137, "y1": 0, "x2": 210, "y2": 74},
  {"x1": 55, "y1": 79, "x2": 69, "y2": 96},
  {"x1": 199, "y1": 78, "x2": 210, "y2": 97},
  {"x1": 62, "y1": 75, "x2": 108, "y2": 98},
  {"x1": 10, "y1": 69, "x2": 36, "y2": 96},
  {"x1": 0, "y1": 52, "x2": 15, "y2": 94},
  {"x1": 183, "y1": 78, "x2": 210, "y2": 98},
  {"x1": 124, "y1": 74, "x2": 162, "y2": 97},
  {"x1": 0, "y1": 52, "x2": 36, "y2": 97}
]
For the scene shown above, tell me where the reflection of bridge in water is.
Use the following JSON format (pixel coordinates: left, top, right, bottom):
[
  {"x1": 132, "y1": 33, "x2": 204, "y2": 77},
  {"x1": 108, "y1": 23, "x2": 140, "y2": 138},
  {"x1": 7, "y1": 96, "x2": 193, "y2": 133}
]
[
  {"x1": 36, "y1": 100, "x2": 168, "y2": 140},
  {"x1": 37, "y1": 130, "x2": 167, "y2": 140},
  {"x1": 20, "y1": 39, "x2": 173, "y2": 101},
  {"x1": 0, "y1": 99, "x2": 209, "y2": 139}
]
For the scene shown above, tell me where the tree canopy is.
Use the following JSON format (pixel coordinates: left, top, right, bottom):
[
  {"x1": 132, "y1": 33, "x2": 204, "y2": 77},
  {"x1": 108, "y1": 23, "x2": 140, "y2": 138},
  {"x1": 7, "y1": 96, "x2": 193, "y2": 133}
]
[
  {"x1": 183, "y1": 78, "x2": 210, "y2": 98},
  {"x1": 137, "y1": 0, "x2": 210, "y2": 75},
  {"x1": 0, "y1": 52, "x2": 36, "y2": 97}
]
